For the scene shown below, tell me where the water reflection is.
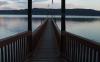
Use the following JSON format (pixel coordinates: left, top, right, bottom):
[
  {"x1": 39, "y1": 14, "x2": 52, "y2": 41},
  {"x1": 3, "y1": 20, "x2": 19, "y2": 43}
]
[
  {"x1": 55, "y1": 18, "x2": 100, "y2": 42},
  {"x1": 66, "y1": 18, "x2": 99, "y2": 22},
  {"x1": 65, "y1": 18, "x2": 100, "y2": 42},
  {"x1": 0, "y1": 17, "x2": 42, "y2": 39}
]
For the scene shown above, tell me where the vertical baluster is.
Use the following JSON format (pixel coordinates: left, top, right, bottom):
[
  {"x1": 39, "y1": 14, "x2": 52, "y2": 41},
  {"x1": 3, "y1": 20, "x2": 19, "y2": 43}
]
[
  {"x1": 21, "y1": 37, "x2": 23, "y2": 61},
  {"x1": 82, "y1": 45, "x2": 87, "y2": 62},
  {"x1": 11, "y1": 42, "x2": 13, "y2": 62},
  {"x1": 79, "y1": 44, "x2": 82, "y2": 62},
  {"x1": 77, "y1": 43, "x2": 81, "y2": 62},
  {"x1": 70, "y1": 39, "x2": 71, "y2": 58},
  {"x1": 26, "y1": 36, "x2": 28, "y2": 57},
  {"x1": 68, "y1": 39, "x2": 70, "y2": 58},
  {"x1": 67, "y1": 39, "x2": 69, "y2": 57},
  {"x1": 66, "y1": 38, "x2": 67, "y2": 57},
  {"x1": 77, "y1": 43, "x2": 79, "y2": 62},
  {"x1": 22, "y1": 36, "x2": 25, "y2": 60},
  {"x1": 74, "y1": 40, "x2": 78, "y2": 62},
  {"x1": 21, "y1": 36, "x2": 24, "y2": 61},
  {"x1": 85, "y1": 46, "x2": 87, "y2": 62},
  {"x1": 8, "y1": 44, "x2": 11, "y2": 62},
  {"x1": 67, "y1": 34, "x2": 70, "y2": 59},
  {"x1": 89, "y1": 48, "x2": 93, "y2": 62},
  {"x1": 72, "y1": 39, "x2": 74, "y2": 61},
  {"x1": 76, "y1": 41, "x2": 78, "y2": 62},
  {"x1": 86, "y1": 47, "x2": 89, "y2": 62},
  {"x1": 20, "y1": 37, "x2": 22, "y2": 62},
  {"x1": 93, "y1": 50, "x2": 97, "y2": 62},
  {"x1": 96, "y1": 48, "x2": 100, "y2": 62},
  {"x1": 24, "y1": 36, "x2": 27, "y2": 57},
  {"x1": 71, "y1": 39, "x2": 73, "y2": 60},
  {"x1": 18, "y1": 39, "x2": 20, "y2": 62},
  {"x1": 20, "y1": 37, "x2": 23, "y2": 62},
  {"x1": 16, "y1": 40, "x2": 18, "y2": 62},
  {"x1": 19, "y1": 38, "x2": 21, "y2": 62},
  {"x1": 82, "y1": 45, "x2": 86, "y2": 62},
  {"x1": 74, "y1": 39, "x2": 77, "y2": 62},
  {"x1": 15, "y1": 41, "x2": 17, "y2": 62},
  {"x1": 98, "y1": 49, "x2": 100, "y2": 62},
  {"x1": 81, "y1": 45, "x2": 84, "y2": 62},
  {"x1": 13, "y1": 42, "x2": 16, "y2": 62},
  {"x1": 69, "y1": 39, "x2": 70, "y2": 58},
  {"x1": 24, "y1": 37, "x2": 26, "y2": 57},
  {"x1": 4, "y1": 45, "x2": 7, "y2": 62},
  {"x1": 70, "y1": 39, "x2": 72, "y2": 58},
  {"x1": 67, "y1": 38, "x2": 69, "y2": 57},
  {"x1": 74, "y1": 41, "x2": 76, "y2": 62},
  {"x1": 76, "y1": 41, "x2": 80, "y2": 62},
  {"x1": 1, "y1": 47, "x2": 4, "y2": 62}
]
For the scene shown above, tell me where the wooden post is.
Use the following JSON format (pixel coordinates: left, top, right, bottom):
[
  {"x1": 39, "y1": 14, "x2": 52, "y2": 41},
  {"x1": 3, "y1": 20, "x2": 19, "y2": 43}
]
[
  {"x1": 28, "y1": 0, "x2": 32, "y2": 31},
  {"x1": 28, "y1": 0, "x2": 32, "y2": 54},
  {"x1": 61, "y1": 0, "x2": 66, "y2": 31},
  {"x1": 61, "y1": 0, "x2": 66, "y2": 57}
]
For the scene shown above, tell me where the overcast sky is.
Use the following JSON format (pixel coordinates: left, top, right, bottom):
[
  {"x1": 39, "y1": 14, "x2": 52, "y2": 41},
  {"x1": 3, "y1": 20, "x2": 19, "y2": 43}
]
[{"x1": 0, "y1": 0, "x2": 100, "y2": 10}]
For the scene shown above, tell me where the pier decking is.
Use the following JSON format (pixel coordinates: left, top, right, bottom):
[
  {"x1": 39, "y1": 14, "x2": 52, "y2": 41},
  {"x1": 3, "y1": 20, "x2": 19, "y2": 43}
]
[{"x1": 25, "y1": 20, "x2": 64, "y2": 62}]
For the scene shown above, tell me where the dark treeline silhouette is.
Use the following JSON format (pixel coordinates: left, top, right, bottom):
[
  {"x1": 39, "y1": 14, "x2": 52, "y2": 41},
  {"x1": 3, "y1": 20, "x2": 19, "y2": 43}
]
[
  {"x1": 0, "y1": 9, "x2": 27, "y2": 15},
  {"x1": 1, "y1": 8, "x2": 100, "y2": 16}
]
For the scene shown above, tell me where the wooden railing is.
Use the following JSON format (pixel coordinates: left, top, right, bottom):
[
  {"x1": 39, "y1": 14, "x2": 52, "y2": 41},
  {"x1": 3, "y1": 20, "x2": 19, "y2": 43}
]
[
  {"x1": 65, "y1": 32, "x2": 100, "y2": 62},
  {"x1": 51, "y1": 21, "x2": 61, "y2": 46},
  {"x1": 0, "y1": 32, "x2": 32, "y2": 62},
  {"x1": 0, "y1": 20, "x2": 47, "y2": 62}
]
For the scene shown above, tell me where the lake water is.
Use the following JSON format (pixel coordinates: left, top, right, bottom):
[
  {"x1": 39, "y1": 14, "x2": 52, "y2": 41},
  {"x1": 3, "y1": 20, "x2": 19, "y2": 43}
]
[
  {"x1": 0, "y1": 15, "x2": 100, "y2": 43},
  {"x1": 0, "y1": 16, "x2": 42, "y2": 39}
]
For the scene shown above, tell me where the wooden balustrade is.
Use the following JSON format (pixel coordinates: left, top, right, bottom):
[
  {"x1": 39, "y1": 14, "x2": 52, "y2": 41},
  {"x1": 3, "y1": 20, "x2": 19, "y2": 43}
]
[
  {"x1": 0, "y1": 32, "x2": 32, "y2": 62},
  {"x1": 65, "y1": 32, "x2": 100, "y2": 62}
]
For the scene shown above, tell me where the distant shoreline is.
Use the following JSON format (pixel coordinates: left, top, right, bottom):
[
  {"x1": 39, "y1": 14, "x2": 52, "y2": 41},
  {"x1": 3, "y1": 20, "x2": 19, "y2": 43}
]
[{"x1": 1, "y1": 9, "x2": 100, "y2": 16}]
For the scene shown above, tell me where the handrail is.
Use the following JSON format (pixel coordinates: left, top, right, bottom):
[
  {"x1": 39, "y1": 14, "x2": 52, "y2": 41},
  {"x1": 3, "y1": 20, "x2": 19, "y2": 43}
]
[
  {"x1": 51, "y1": 20, "x2": 61, "y2": 47},
  {"x1": 65, "y1": 32, "x2": 100, "y2": 62}
]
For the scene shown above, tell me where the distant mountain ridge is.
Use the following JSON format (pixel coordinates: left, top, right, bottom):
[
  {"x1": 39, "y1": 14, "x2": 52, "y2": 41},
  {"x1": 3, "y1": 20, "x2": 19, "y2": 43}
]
[{"x1": 0, "y1": 8, "x2": 100, "y2": 16}]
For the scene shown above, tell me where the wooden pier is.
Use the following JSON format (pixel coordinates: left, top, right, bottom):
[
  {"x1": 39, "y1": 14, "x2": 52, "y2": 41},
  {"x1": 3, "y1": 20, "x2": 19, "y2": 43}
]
[
  {"x1": 0, "y1": 19, "x2": 100, "y2": 62},
  {"x1": 0, "y1": 0, "x2": 100, "y2": 61}
]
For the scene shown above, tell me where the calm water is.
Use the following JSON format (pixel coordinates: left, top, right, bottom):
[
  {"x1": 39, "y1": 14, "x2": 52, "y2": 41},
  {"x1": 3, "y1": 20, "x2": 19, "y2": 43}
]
[
  {"x1": 0, "y1": 17, "x2": 42, "y2": 39},
  {"x1": 56, "y1": 18, "x2": 100, "y2": 42},
  {"x1": 0, "y1": 15, "x2": 100, "y2": 43}
]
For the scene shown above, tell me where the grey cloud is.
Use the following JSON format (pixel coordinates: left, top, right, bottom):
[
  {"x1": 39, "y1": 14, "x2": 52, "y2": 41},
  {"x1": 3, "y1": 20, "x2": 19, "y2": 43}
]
[{"x1": 0, "y1": 1, "x2": 8, "y2": 6}]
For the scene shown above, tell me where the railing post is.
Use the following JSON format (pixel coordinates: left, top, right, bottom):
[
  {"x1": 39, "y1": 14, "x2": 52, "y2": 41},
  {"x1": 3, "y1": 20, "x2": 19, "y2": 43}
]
[{"x1": 61, "y1": 0, "x2": 66, "y2": 57}]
